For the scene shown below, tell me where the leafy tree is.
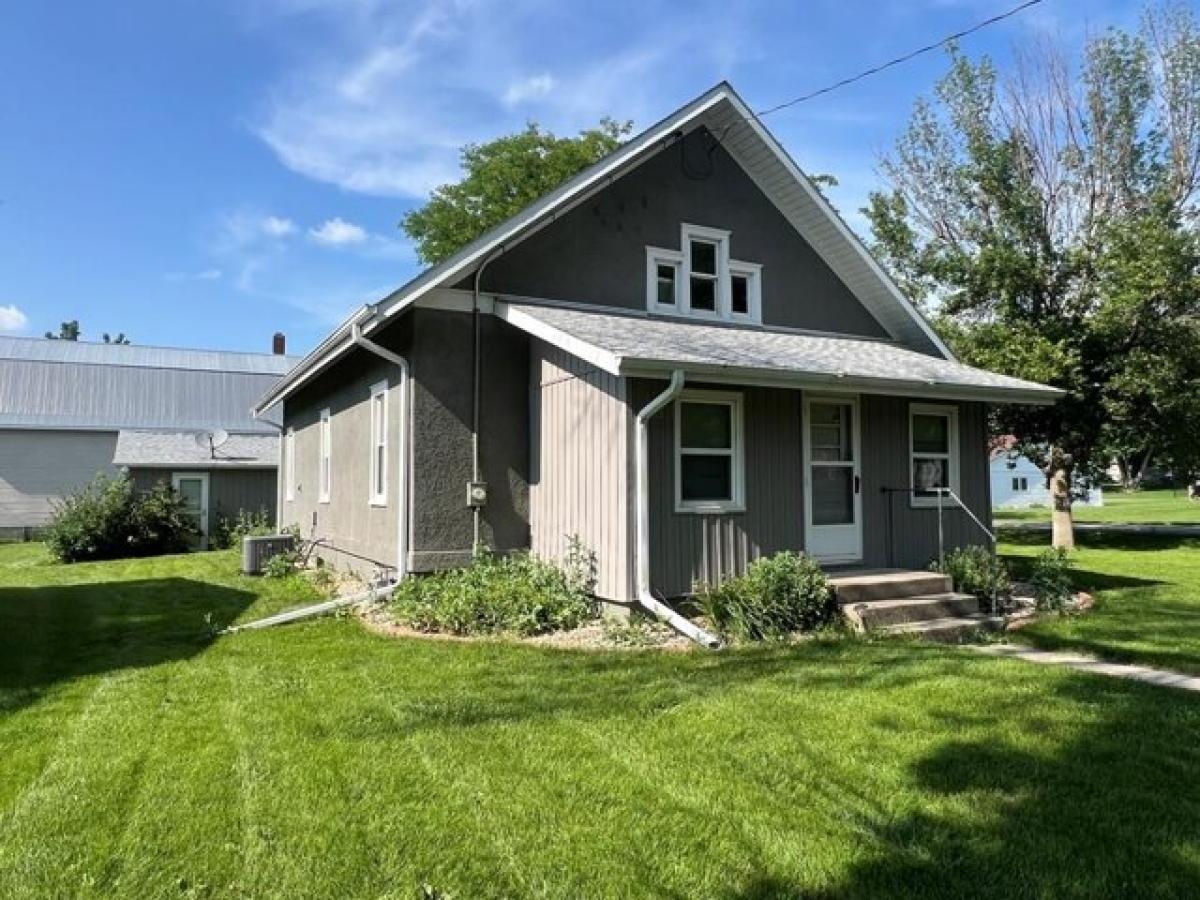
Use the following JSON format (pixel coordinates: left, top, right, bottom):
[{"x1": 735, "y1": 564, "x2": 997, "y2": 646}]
[
  {"x1": 45, "y1": 320, "x2": 81, "y2": 340},
  {"x1": 402, "y1": 119, "x2": 632, "y2": 265},
  {"x1": 43, "y1": 320, "x2": 130, "y2": 343},
  {"x1": 865, "y1": 4, "x2": 1200, "y2": 547}
]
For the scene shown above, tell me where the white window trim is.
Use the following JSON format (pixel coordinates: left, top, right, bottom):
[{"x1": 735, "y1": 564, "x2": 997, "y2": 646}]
[
  {"x1": 284, "y1": 427, "x2": 295, "y2": 502},
  {"x1": 318, "y1": 408, "x2": 332, "y2": 504},
  {"x1": 1012, "y1": 476, "x2": 1028, "y2": 493},
  {"x1": 645, "y1": 246, "x2": 683, "y2": 314},
  {"x1": 674, "y1": 389, "x2": 746, "y2": 514},
  {"x1": 728, "y1": 259, "x2": 762, "y2": 323},
  {"x1": 368, "y1": 380, "x2": 388, "y2": 507},
  {"x1": 909, "y1": 403, "x2": 960, "y2": 508},
  {"x1": 645, "y1": 223, "x2": 762, "y2": 324}
]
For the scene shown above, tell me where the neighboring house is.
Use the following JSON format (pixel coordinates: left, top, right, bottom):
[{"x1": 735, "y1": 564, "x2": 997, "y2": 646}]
[
  {"x1": 255, "y1": 82, "x2": 1062, "y2": 606},
  {"x1": 990, "y1": 439, "x2": 1102, "y2": 508},
  {"x1": 0, "y1": 335, "x2": 297, "y2": 543}
]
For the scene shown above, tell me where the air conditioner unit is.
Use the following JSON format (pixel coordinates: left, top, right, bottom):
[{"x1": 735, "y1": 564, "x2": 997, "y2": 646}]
[{"x1": 241, "y1": 533, "x2": 296, "y2": 575}]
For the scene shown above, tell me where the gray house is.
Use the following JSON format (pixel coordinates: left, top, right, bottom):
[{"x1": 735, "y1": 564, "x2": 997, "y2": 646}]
[
  {"x1": 255, "y1": 82, "x2": 1061, "y2": 615},
  {"x1": 0, "y1": 335, "x2": 296, "y2": 543}
]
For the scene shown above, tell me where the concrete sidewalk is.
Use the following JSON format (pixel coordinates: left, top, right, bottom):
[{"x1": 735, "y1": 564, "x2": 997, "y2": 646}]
[{"x1": 971, "y1": 643, "x2": 1200, "y2": 692}]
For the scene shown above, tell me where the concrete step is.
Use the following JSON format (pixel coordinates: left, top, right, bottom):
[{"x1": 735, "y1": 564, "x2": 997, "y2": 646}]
[
  {"x1": 830, "y1": 569, "x2": 952, "y2": 604},
  {"x1": 844, "y1": 592, "x2": 981, "y2": 629},
  {"x1": 878, "y1": 614, "x2": 1006, "y2": 643}
]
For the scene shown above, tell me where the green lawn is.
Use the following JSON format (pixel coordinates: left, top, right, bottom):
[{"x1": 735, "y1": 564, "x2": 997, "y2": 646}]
[
  {"x1": 3, "y1": 544, "x2": 1200, "y2": 897},
  {"x1": 994, "y1": 487, "x2": 1200, "y2": 524},
  {"x1": 1001, "y1": 531, "x2": 1200, "y2": 676}
]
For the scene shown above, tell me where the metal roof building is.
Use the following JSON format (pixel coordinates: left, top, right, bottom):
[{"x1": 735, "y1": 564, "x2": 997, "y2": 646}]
[{"x1": 0, "y1": 336, "x2": 298, "y2": 534}]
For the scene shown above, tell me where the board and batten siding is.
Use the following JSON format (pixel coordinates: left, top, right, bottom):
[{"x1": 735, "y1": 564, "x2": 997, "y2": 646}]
[
  {"x1": 0, "y1": 429, "x2": 119, "y2": 528},
  {"x1": 128, "y1": 468, "x2": 277, "y2": 526},
  {"x1": 529, "y1": 342, "x2": 632, "y2": 601},
  {"x1": 633, "y1": 379, "x2": 804, "y2": 598},
  {"x1": 859, "y1": 396, "x2": 991, "y2": 568}
]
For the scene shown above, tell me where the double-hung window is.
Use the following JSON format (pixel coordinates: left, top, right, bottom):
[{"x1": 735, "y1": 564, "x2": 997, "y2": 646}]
[
  {"x1": 284, "y1": 427, "x2": 295, "y2": 502},
  {"x1": 368, "y1": 381, "x2": 388, "y2": 506},
  {"x1": 1012, "y1": 476, "x2": 1028, "y2": 493},
  {"x1": 318, "y1": 408, "x2": 332, "y2": 503},
  {"x1": 910, "y1": 404, "x2": 960, "y2": 506},
  {"x1": 675, "y1": 391, "x2": 745, "y2": 513},
  {"x1": 646, "y1": 224, "x2": 761, "y2": 323}
]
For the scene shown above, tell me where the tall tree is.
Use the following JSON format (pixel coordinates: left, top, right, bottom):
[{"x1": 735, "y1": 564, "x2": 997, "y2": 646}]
[
  {"x1": 45, "y1": 320, "x2": 81, "y2": 341},
  {"x1": 402, "y1": 119, "x2": 632, "y2": 265},
  {"x1": 865, "y1": 3, "x2": 1200, "y2": 547},
  {"x1": 44, "y1": 320, "x2": 131, "y2": 344}
]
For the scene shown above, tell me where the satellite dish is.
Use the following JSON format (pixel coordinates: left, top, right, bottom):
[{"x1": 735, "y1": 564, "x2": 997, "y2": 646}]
[{"x1": 194, "y1": 429, "x2": 230, "y2": 458}]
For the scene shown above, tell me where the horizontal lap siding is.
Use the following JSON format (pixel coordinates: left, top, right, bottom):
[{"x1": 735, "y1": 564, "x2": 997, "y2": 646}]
[
  {"x1": 637, "y1": 380, "x2": 803, "y2": 597},
  {"x1": 130, "y1": 468, "x2": 278, "y2": 526},
  {"x1": 530, "y1": 343, "x2": 630, "y2": 601},
  {"x1": 860, "y1": 396, "x2": 990, "y2": 569},
  {"x1": 0, "y1": 430, "x2": 118, "y2": 527}
]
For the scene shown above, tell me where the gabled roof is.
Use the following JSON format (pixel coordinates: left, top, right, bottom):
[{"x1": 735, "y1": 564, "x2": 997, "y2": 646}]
[
  {"x1": 0, "y1": 336, "x2": 294, "y2": 433},
  {"x1": 0, "y1": 335, "x2": 298, "y2": 375},
  {"x1": 499, "y1": 302, "x2": 1063, "y2": 405},
  {"x1": 113, "y1": 430, "x2": 277, "y2": 468},
  {"x1": 256, "y1": 81, "x2": 951, "y2": 414}
]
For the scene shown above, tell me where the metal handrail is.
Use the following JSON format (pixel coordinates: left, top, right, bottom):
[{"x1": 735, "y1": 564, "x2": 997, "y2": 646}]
[{"x1": 932, "y1": 487, "x2": 1001, "y2": 616}]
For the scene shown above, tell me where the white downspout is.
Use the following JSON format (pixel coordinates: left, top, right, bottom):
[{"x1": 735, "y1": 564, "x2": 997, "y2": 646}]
[
  {"x1": 634, "y1": 370, "x2": 722, "y2": 649},
  {"x1": 352, "y1": 319, "x2": 411, "y2": 581}
]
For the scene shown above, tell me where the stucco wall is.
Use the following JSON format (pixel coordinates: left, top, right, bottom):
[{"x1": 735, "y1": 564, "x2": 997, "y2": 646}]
[
  {"x1": 277, "y1": 309, "x2": 530, "y2": 577},
  {"x1": 463, "y1": 127, "x2": 889, "y2": 339},
  {"x1": 407, "y1": 309, "x2": 530, "y2": 570},
  {"x1": 281, "y1": 326, "x2": 411, "y2": 576},
  {"x1": 0, "y1": 429, "x2": 118, "y2": 528}
]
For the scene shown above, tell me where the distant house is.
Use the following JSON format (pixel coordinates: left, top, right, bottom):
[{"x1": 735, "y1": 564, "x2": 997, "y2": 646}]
[
  {"x1": 255, "y1": 81, "x2": 1063, "y2": 616},
  {"x1": 0, "y1": 335, "x2": 296, "y2": 543},
  {"x1": 990, "y1": 440, "x2": 1102, "y2": 508}
]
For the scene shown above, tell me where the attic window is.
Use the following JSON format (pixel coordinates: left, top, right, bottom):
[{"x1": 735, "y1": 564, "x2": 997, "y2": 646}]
[{"x1": 646, "y1": 223, "x2": 761, "y2": 323}]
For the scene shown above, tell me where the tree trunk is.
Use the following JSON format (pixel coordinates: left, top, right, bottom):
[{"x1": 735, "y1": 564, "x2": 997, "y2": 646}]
[{"x1": 1050, "y1": 463, "x2": 1075, "y2": 550}]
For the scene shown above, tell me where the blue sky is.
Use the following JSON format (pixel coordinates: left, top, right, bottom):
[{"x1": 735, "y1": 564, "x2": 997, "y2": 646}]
[{"x1": 0, "y1": 0, "x2": 1144, "y2": 355}]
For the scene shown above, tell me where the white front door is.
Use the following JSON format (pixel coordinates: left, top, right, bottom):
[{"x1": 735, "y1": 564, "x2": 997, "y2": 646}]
[
  {"x1": 803, "y1": 396, "x2": 863, "y2": 563},
  {"x1": 172, "y1": 472, "x2": 210, "y2": 548}
]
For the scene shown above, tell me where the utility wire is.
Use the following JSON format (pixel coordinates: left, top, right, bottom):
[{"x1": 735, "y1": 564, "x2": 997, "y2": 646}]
[{"x1": 755, "y1": 0, "x2": 1045, "y2": 117}]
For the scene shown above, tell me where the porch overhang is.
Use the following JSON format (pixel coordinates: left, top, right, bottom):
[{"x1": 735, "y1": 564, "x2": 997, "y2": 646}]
[{"x1": 497, "y1": 300, "x2": 1065, "y2": 407}]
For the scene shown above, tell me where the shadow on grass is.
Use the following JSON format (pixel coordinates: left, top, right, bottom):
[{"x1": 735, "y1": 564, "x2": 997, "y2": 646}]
[
  {"x1": 0, "y1": 578, "x2": 254, "y2": 712},
  {"x1": 1001, "y1": 529, "x2": 1200, "y2": 554},
  {"x1": 720, "y1": 677, "x2": 1200, "y2": 899}
]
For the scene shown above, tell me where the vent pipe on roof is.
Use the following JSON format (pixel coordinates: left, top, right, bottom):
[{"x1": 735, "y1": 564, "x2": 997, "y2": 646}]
[{"x1": 273, "y1": 332, "x2": 286, "y2": 355}]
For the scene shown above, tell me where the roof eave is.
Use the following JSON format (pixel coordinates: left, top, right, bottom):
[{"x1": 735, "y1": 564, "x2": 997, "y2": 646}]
[{"x1": 618, "y1": 359, "x2": 1064, "y2": 406}]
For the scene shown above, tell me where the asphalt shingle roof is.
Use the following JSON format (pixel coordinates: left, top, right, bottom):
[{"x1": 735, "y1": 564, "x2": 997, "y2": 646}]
[
  {"x1": 504, "y1": 302, "x2": 1063, "y2": 404},
  {"x1": 112, "y1": 430, "x2": 278, "y2": 468}
]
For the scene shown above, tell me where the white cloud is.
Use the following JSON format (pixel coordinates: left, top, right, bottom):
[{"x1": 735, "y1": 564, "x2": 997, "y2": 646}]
[
  {"x1": 246, "y1": 0, "x2": 739, "y2": 198},
  {"x1": 261, "y1": 215, "x2": 297, "y2": 238},
  {"x1": 0, "y1": 304, "x2": 27, "y2": 333},
  {"x1": 503, "y1": 73, "x2": 555, "y2": 106},
  {"x1": 309, "y1": 217, "x2": 368, "y2": 246}
]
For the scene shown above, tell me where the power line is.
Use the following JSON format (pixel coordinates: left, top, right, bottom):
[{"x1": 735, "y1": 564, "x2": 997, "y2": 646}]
[{"x1": 755, "y1": 0, "x2": 1045, "y2": 117}]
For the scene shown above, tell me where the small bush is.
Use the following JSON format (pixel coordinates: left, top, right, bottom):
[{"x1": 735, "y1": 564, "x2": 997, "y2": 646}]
[
  {"x1": 262, "y1": 551, "x2": 298, "y2": 579},
  {"x1": 211, "y1": 507, "x2": 273, "y2": 550},
  {"x1": 697, "y1": 551, "x2": 835, "y2": 641},
  {"x1": 389, "y1": 547, "x2": 596, "y2": 636},
  {"x1": 934, "y1": 546, "x2": 1012, "y2": 608},
  {"x1": 45, "y1": 475, "x2": 195, "y2": 563},
  {"x1": 1030, "y1": 547, "x2": 1074, "y2": 611}
]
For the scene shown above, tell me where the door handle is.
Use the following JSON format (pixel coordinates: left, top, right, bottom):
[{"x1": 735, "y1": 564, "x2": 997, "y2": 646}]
[{"x1": 854, "y1": 475, "x2": 861, "y2": 494}]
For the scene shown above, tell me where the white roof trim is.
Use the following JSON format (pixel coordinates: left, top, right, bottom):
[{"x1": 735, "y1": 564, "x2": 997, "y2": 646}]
[
  {"x1": 259, "y1": 80, "x2": 956, "y2": 410},
  {"x1": 494, "y1": 303, "x2": 622, "y2": 376}
]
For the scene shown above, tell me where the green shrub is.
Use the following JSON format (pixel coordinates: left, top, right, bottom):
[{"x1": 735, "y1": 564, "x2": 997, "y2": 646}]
[
  {"x1": 933, "y1": 546, "x2": 1012, "y2": 608},
  {"x1": 262, "y1": 551, "x2": 298, "y2": 579},
  {"x1": 211, "y1": 507, "x2": 273, "y2": 550},
  {"x1": 1030, "y1": 547, "x2": 1074, "y2": 611},
  {"x1": 389, "y1": 547, "x2": 596, "y2": 636},
  {"x1": 697, "y1": 551, "x2": 835, "y2": 641},
  {"x1": 45, "y1": 475, "x2": 195, "y2": 563}
]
